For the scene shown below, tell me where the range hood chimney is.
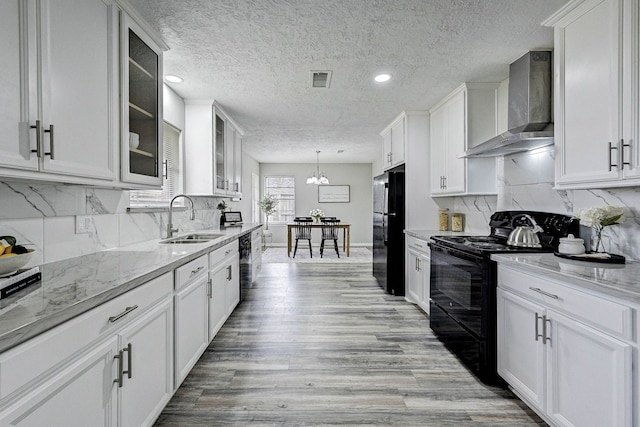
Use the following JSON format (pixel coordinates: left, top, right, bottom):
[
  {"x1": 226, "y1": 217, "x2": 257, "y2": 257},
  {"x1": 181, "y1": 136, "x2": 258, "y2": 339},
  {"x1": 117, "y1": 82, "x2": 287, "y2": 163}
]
[{"x1": 464, "y1": 51, "x2": 554, "y2": 157}]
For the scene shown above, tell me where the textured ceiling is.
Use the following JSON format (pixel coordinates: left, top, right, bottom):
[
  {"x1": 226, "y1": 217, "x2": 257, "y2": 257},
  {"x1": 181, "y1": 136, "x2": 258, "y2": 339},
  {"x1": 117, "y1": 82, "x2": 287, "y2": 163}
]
[{"x1": 128, "y1": 0, "x2": 568, "y2": 164}]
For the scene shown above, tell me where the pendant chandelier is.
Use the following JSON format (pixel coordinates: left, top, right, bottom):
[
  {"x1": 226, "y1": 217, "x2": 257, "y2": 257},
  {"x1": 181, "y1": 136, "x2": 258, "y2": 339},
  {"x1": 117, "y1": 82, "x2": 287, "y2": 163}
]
[{"x1": 306, "y1": 150, "x2": 329, "y2": 185}]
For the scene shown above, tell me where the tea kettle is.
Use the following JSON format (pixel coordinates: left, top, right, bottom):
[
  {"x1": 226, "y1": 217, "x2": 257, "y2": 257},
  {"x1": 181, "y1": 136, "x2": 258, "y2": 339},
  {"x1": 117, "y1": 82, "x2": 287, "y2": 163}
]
[{"x1": 507, "y1": 214, "x2": 543, "y2": 248}]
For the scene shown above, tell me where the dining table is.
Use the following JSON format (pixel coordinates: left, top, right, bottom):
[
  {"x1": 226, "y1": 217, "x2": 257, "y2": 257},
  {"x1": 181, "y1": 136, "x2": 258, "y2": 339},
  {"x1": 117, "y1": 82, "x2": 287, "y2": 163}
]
[{"x1": 286, "y1": 223, "x2": 351, "y2": 257}]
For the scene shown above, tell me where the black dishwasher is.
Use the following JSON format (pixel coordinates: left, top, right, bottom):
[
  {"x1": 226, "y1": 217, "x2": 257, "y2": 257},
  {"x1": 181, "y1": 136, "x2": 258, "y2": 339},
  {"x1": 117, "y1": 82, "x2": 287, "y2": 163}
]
[{"x1": 238, "y1": 233, "x2": 252, "y2": 303}]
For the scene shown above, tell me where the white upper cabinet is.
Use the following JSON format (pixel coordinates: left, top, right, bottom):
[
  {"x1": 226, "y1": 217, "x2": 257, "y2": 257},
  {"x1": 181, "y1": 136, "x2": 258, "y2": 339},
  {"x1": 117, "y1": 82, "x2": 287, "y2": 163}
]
[
  {"x1": 546, "y1": 0, "x2": 640, "y2": 188},
  {"x1": 380, "y1": 114, "x2": 405, "y2": 170},
  {"x1": 429, "y1": 83, "x2": 499, "y2": 196},
  {"x1": 120, "y1": 11, "x2": 164, "y2": 187},
  {"x1": 0, "y1": 0, "x2": 118, "y2": 184},
  {"x1": 185, "y1": 101, "x2": 243, "y2": 197},
  {"x1": 224, "y1": 119, "x2": 243, "y2": 197}
]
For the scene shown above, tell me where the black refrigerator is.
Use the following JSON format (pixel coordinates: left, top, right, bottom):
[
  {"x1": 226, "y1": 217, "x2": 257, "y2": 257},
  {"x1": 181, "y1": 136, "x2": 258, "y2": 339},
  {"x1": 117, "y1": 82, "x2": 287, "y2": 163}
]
[{"x1": 372, "y1": 165, "x2": 405, "y2": 296}]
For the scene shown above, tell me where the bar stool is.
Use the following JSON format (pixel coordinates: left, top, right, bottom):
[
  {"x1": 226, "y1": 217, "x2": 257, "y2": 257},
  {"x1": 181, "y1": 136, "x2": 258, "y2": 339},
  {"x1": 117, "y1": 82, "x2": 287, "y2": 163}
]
[
  {"x1": 293, "y1": 217, "x2": 313, "y2": 258},
  {"x1": 320, "y1": 218, "x2": 340, "y2": 258}
]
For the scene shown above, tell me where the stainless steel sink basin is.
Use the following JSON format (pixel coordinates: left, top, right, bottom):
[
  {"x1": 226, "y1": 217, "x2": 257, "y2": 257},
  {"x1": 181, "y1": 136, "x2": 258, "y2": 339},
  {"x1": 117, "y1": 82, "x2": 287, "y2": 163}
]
[{"x1": 160, "y1": 233, "x2": 225, "y2": 244}]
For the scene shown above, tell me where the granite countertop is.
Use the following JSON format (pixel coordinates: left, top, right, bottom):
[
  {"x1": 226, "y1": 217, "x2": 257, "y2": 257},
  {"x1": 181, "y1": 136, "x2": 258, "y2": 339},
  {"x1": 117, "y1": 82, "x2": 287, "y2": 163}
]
[
  {"x1": 0, "y1": 224, "x2": 261, "y2": 353},
  {"x1": 492, "y1": 253, "x2": 640, "y2": 304}
]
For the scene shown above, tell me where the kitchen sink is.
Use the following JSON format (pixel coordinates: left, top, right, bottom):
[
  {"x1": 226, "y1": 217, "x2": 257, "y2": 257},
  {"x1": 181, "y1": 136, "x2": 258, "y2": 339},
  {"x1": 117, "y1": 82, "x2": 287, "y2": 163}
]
[{"x1": 160, "y1": 233, "x2": 225, "y2": 244}]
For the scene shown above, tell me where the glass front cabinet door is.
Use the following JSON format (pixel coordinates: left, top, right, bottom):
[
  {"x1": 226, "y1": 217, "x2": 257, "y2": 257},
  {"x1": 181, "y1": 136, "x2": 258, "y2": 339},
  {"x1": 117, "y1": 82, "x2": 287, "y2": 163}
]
[{"x1": 121, "y1": 12, "x2": 164, "y2": 187}]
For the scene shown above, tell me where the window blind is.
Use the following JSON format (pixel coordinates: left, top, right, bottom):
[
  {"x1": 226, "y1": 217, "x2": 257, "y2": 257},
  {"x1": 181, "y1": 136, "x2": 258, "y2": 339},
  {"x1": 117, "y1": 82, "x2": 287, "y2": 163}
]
[{"x1": 130, "y1": 123, "x2": 181, "y2": 206}]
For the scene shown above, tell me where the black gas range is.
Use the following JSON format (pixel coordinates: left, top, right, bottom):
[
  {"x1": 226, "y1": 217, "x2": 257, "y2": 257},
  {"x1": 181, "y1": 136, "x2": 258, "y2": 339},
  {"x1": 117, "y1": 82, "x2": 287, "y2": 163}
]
[{"x1": 428, "y1": 211, "x2": 578, "y2": 384}]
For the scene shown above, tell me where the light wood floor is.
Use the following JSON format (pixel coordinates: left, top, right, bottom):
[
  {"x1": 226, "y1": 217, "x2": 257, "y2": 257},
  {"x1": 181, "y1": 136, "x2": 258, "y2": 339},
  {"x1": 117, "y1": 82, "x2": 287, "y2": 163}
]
[{"x1": 155, "y1": 262, "x2": 546, "y2": 426}]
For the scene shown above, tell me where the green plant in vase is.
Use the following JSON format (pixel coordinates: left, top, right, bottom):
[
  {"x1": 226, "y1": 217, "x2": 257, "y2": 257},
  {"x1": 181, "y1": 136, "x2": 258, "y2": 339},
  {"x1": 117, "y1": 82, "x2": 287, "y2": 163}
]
[
  {"x1": 258, "y1": 194, "x2": 278, "y2": 230},
  {"x1": 217, "y1": 200, "x2": 228, "y2": 227},
  {"x1": 216, "y1": 200, "x2": 228, "y2": 214}
]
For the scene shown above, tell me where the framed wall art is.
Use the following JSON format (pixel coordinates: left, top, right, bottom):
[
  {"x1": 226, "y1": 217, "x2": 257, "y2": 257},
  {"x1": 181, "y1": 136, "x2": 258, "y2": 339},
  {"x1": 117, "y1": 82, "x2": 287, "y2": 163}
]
[{"x1": 318, "y1": 185, "x2": 350, "y2": 203}]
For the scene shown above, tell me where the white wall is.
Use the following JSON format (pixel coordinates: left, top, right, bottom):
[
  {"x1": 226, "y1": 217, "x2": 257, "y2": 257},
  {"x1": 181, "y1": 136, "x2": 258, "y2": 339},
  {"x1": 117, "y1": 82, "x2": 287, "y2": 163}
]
[
  {"x1": 260, "y1": 163, "x2": 373, "y2": 246},
  {"x1": 163, "y1": 85, "x2": 185, "y2": 130}
]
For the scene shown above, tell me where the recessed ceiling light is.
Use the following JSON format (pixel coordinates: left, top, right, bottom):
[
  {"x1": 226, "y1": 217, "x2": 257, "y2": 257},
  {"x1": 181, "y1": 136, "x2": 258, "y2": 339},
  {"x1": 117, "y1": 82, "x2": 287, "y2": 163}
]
[
  {"x1": 165, "y1": 74, "x2": 183, "y2": 83},
  {"x1": 374, "y1": 74, "x2": 391, "y2": 83}
]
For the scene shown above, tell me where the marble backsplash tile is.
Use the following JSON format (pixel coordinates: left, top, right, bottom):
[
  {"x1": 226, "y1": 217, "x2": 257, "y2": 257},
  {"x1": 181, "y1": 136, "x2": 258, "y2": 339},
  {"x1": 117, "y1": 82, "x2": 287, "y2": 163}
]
[
  {"x1": 0, "y1": 183, "x2": 224, "y2": 264},
  {"x1": 1, "y1": 162, "x2": 639, "y2": 263},
  {"x1": 43, "y1": 214, "x2": 120, "y2": 263}
]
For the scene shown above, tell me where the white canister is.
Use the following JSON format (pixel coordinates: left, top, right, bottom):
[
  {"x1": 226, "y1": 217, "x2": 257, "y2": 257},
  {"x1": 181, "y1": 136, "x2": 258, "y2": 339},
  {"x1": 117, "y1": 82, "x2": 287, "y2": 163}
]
[{"x1": 557, "y1": 234, "x2": 586, "y2": 255}]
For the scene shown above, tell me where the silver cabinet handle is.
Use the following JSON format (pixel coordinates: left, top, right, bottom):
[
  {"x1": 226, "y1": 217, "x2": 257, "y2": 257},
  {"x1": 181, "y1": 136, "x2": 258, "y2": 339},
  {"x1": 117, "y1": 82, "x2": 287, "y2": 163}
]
[
  {"x1": 609, "y1": 142, "x2": 619, "y2": 171},
  {"x1": 109, "y1": 305, "x2": 139, "y2": 323},
  {"x1": 225, "y1": 249, "x2": 233, "y2": 255},
  {"x1": 226, "y1": 265, "x2": 232, "y2": 281},
  {"x1": 622, "y1": 139, "x2": 630, "y2": 170},
  {"x1": 207, "y1": 278, "x2": 212, "y2": 298},
  {"x1": 30, "y1": 120, "x2": 42, "y2": 158},
  {"x1": 123, "y1": 343, "x2": 132, "y2": 379},
  {"x1": 529, "y1": 287, "x2": 559, "y2": 299},
  {"x1": 114, "y1": 349, "x2": 124, "y2": 387},
  {"x1": 45, "y1": 124, "x2": 54, "y2": 159},
  {"x1": 535, "y1": 312, "x2": 543, "y2": 341},
  {"x1": 191, "y1": 266, "x2": 205, "y2": 276},
  {"x1": 544, "y1": 317, "x2": 552, "y2": 344},
  {"x1": 30, "y1": 121, "x2": 54, "y2": 159},
  {"x1": 534, "y1": 313, "x2": 551, "y2": 344}
]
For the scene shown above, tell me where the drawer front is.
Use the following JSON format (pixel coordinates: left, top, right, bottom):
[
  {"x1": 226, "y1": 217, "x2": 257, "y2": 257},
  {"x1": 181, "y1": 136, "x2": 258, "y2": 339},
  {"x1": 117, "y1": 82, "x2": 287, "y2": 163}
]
[
  {"x1": 406, "y1": 236, "x2": 430, "y2": 254},
  {"x1": 251, "y1": 229, "x2": 261, "y2": 241},
  {"x1": 498, "y1": 266, "x2": 633, "y2": 341},
  {"x1": 0, "y1": 272, "x2": 173, "y2": 401},
  {"x1": 209, "y1": 241, "x2": 237, "y2": 268},
  {"x1": 175, "y1": 254, "x2": 208, "y2": 290}
]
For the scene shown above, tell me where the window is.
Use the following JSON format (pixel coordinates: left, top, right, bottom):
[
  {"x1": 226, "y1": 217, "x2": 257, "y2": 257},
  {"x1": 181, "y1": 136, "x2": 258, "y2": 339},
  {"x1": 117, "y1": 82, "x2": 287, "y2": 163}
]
[
  {"x1": 130, "y1": 123, "x2": 183, "y2": 206},
  {"x1": 264, "y1": 176, "x2": 295, "y2": 223}
]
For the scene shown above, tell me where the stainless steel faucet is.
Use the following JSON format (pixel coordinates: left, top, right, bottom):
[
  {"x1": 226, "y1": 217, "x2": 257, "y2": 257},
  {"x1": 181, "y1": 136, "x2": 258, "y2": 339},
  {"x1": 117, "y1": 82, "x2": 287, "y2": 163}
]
[{"x1": 167, "y1": 194, "x2": 195, "y2": 238}]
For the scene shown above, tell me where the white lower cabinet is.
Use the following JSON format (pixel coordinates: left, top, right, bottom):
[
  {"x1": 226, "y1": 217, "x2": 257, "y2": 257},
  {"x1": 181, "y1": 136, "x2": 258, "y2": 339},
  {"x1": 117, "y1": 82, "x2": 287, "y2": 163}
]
[
  {"x1": 497, "y1": 266, "x2": 634, "y2": 427},
  {"x1": 174, "y1": 255, "x2": 209, "y2": 387},
  {"x1": 0, "y1": 337, "x2": 119, "y2": 426},
  {"x1": 224, "y1": 253, "x2": 240, "y2": 316},
  {"x1": 117, "y1": 298, "x2": 174, "y2": 427},
  {"x1": 251, "y1": 230, "x2": 262, "y2": 282},
  {"x1": 406, "y1": 236, "x2": 430, "y2": 314},
  {"x1": 208, "y1": 242, "x2": 240, "y2": 341},
  {"x1": 174, "y1": 274, "x2": 209, "y2": 387},
  {"x1": 208, "y1": 264, "x2": 228, "y2": 340},
  {"x1": 0, "y1": 272, "x2": 174, "y2": 427}
]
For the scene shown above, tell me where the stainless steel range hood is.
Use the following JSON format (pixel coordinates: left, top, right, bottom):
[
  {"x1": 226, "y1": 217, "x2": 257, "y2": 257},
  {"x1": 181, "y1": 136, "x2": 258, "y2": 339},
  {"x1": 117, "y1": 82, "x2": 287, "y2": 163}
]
[{"x1": 464, "y1": 51, "x2": 554, "y2": 158}]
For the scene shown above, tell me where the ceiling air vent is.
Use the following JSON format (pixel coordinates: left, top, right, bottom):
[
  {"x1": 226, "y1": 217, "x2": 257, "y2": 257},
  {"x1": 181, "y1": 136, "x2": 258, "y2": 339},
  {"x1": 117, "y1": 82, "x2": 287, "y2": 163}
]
[{"x1": 311, "y1": 70, "x2": 332, "y2": 88}]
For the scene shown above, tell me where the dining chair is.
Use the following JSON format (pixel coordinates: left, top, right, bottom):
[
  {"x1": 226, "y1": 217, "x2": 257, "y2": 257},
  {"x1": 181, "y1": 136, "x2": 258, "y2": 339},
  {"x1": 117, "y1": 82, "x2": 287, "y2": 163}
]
[
  {"x1": 293, "y1": 217, "x2": 313, "y2": 258},
  {"x1": 320, "y1": 218, "x2": 340, "y2": 258}
]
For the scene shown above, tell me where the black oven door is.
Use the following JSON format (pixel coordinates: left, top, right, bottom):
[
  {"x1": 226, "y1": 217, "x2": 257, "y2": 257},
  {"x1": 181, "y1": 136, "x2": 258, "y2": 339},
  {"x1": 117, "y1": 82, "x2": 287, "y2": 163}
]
[{"x1": 429, "y1": 243, "x2": 489, "y2": 339}]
